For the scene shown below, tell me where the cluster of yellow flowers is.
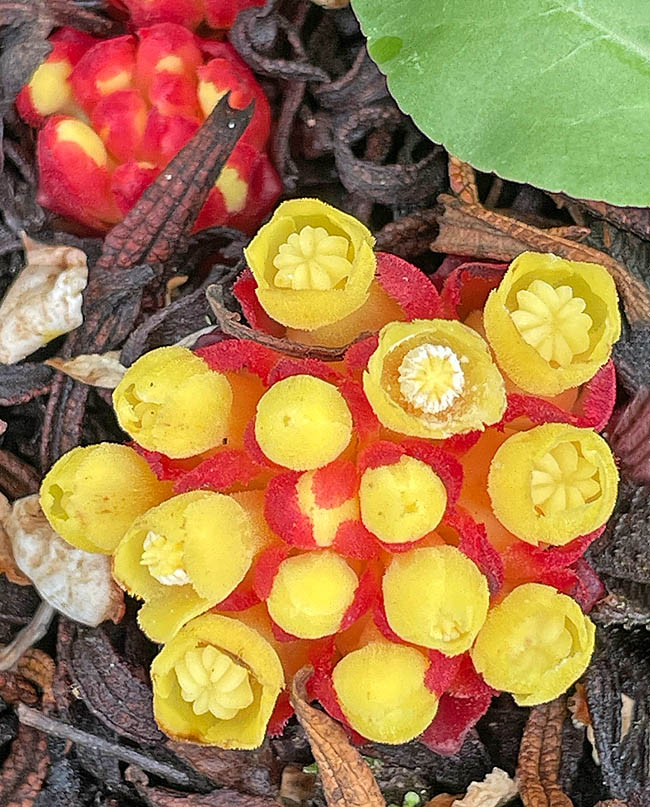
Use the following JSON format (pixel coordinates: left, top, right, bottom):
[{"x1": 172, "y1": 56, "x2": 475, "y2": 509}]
[{"x1": 40, "y1": 199, "x2": 621, "y2": 751}]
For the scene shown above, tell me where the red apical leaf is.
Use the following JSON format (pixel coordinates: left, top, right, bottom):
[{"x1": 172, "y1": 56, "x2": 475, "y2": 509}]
[
  {"x1": 375, "y1": 251, "x2": 443, "y2": 318},
  {"x1": 420, "y1": 692, "x2": 493, "y2": 756},
  {"x1": 446, "y1": 508, "x2": 505, "y2": 595}
]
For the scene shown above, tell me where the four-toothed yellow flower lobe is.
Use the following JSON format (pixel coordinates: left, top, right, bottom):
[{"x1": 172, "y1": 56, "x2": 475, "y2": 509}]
[
  {"x1": 244, "y1": 198, "x2": 376, "y2": 330},
  {"x1": 363, "y1": 319, "x2": 506, "y2": 439},
  {"x1": 151, "y1": 613, "x2": 284, "y2": 748},
  {"x1": 40, "y1": 443, "x2": 171, "y2": 554},
  {"x1": 471, "y1": 583, "x2": 595, "y2": 706},
  {"x1": 113, "y1": 345, "x2": 233, "y2": 458},
  {"x1": 484, "y1": 252, "x2": 620, "y2": 395},
  {"x1": 488, "y1": 423, "x2": 619, "y2": 546}
]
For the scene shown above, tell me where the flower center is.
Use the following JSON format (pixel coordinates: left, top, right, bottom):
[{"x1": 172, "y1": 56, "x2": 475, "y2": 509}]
[
  {"x1": 272, "y1": 225, "x2": 352, "y2": 290},
  {"x1": 530, "y1": 441, "x2": 601, "y2": 516},
  {"x1": 398, "y1": 344, "x2": 465, "y2": 415},
  {"x1": 174, "y1": 645, "x2": 254, "y2": 719},
  {"x1": 140, "y1": 531, "x2": 191, "y2": 586},
  {"x1": 47, "y1": 483, "x2": 70, "y2": 520},
  {"x1": 510, "y1": 280, "x2": 593, "y2": 368},
  {"x1": 122, "y1": 384, "x2": 160, "y2": 430}
]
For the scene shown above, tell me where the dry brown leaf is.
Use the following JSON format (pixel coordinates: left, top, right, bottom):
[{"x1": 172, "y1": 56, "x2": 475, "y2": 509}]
[
  {"x1": 448, "y1": 156, "x2": 479, "y2": 204},
  {"x1": 290, "y1": 667, "x2": 385, "y2": 807},
  {"x1": 45, "y1": 351, "x2": 126, "y2": 388},
  {"x1": 427, "y1": 797, "x2": 460, "y2": 807},
  {"x1": 4, "y1": 495, "x2": 124, "y2": 626},
  {"x1": 452, "y1": 768, "x2": 518, "y2": 806},
  {"x1": 0, "y1": 234, "x2": 88, "y2": 365},
  {"x1": 165, "y1": 274, "x2": 189, "y2": 306},
  {"x1": 0, "y1": 493, "x2": 30, "y2": 585},
  {"x1": 17, "y1": 649, "x2": 55, "y2": 709}
]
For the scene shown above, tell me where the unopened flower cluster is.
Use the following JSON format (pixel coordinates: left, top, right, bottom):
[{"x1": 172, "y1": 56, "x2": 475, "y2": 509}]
[
  {"x1": 17, "y1": 23, "x2": 280, "y2": 232},
  {"x1": 41, "y1": 199, "x2": 621, "y2": 752}
]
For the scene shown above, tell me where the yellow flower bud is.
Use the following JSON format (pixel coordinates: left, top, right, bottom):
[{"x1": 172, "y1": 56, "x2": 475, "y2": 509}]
[
  {"x1": 113, "y1": 346, "x2": 233, "y2": 459},
  {"x1": 244, "y1": 198, "x2": 376, "y2": 330},
  {"x1": 360, "y1": 455, "x2": 447, "y2": 544},
  {"x1": 488, "y1": 423, "x2": 618, "y2": 546},
  {"x1": 484, "y1": 252, "x2": 621, "y2": 395},
  {"x1": 471, "y1": 583, "x2": 595, "y2": 706},
  {"x1": 363, "y1": 319, "x2": 506, "y2": 439},
  {"x1": 332, "y1": 641, "x2": 439, "y2": 744},
  {"x1": 113, "y1": 491, "x2": 256, "y2": 642},
  {"x1": 382, "y1": 546, "x2": 489, "y2": 655},
  {"x1": 255, "y1": 375, "x2": 353, "y2": 470},
  {"x1": 266, "y1": 551, "x2": 358, "y2": 639},
  {"x1": 40, "y1": 443, "x2": 170, "y2": 554},
  {"x1": 151, "y1": 612, "x2": 284, "y2": 748}
]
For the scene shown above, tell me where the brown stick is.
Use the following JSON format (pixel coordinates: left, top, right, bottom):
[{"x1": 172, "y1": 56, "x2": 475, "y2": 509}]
[{"x1": 0, "y1": 602, "x2": 55, "y2": 671}]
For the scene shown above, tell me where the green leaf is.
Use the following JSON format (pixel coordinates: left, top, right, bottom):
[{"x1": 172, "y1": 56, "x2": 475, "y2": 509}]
[{"x1": 351, "y1": 0, "x2": 650, "y2": 206}]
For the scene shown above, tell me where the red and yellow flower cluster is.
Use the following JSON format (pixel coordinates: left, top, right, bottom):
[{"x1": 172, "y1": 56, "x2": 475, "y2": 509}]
[
  {"x1": 40, "y1": 200, "x2": 621, "y2": 752},
  {"x1": 109, "y1": 0, "x2": 265, "y2": 31},
  {"x1": 17, "y1": 24, "x2": 281, "y2": 233}
]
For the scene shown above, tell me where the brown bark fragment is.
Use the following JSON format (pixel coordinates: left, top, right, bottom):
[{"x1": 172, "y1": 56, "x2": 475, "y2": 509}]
[
  {"x1": 517, "y1": 697, "x2": 572, "y2": 807},
  {"x1": 290, "y1": 667, "x2": 385, "y2": 807},
  {"x1": 448, "y1": 156, "x2": 479, "y2": 204}
]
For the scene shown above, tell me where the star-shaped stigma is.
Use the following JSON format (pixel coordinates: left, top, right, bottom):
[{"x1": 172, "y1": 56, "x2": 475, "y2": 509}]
[
  {"x1": 273, "y1": 225, "x2": 353, "y2": 290},
  {"x1": 531, "y1": 442, "x2": 601, "y2": 516},
  {"x1": 174, "y1": 645, "x2": 254, "y2": 719}
]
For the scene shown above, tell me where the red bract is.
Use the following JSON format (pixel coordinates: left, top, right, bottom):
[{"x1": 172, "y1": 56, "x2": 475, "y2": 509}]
[
  {"x1": 18, "y1": 23, "x2": 281, "y2": 233},
  {"x1": 109, "y1": 0, "x2": 266, "y2": 31}
]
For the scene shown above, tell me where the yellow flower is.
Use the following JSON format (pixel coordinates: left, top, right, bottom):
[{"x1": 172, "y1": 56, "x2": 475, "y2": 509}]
[
  {"x1": 113, "y1": 346, "x2": 233, "y2": 459},
  {"x1": 40, "y1": 443, "x2": 171, "y2": 554},
  {"x1": 484, "y1": 252, "x2": 621, "y2": 395},
  {"x1": 332, "y1": 641, "x2": 439, "y2": 743},
  {"x1": 363, "y1": 319, "x2": 506, "y2": 439},
  {"x1": 488, "y1": 423, "x2": 619, "y2": 546},
  {"x1": 243, "y1": 198, "x2": 376, "y2": 330},
  {"x1": 151, "y1": 612, "x2": 284, "y2": 748},
  {"x1": 359, "y1": 455, "x2": 447, "y2": 544},
  {"x1": 471, "y1": 583, "x2": 595, "y2": 706},
  {"x1": 255, "y1": 375, "x2": 353, "y2": 470},
  {"x1": 113, "y1": 491, "x2": 257, "y2": 642},
  {"x1": 266, "y1": 551, "x2": 358, "y2": 639},
  {"x1": 382, "y1": 546, "x2": 489, "y2": 655}
]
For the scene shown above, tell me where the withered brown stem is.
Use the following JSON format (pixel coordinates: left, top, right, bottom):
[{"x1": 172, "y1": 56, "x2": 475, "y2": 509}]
[
  {"x1": 0, "y1": 602, "x2": 55, "y2": 672},
  {"x1": 17, "y1": 703, "x2": 191, "y2": 787}
]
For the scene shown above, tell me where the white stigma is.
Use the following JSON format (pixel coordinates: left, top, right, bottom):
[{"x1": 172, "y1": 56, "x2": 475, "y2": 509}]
[{"x1": 398, "y1": 343, "x2": 465, "y2": 415}]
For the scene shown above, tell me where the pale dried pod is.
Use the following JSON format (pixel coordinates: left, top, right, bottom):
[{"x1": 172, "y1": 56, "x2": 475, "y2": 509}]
[
  {"x1": 0, "y1": 493, "x2": 30, "y2": 585},
  {"x1": 0, "y1": 234, "x2": 88, "y2": 365},
  {"x1": 5, "y1": 495, "x2": 125, "y2": 626},
  {"x1": 452, "y1": 768, "x2": 518, "y2": 807},
  {"x1": 45, "y1": 351, "x2": 126, "y2": 389}
]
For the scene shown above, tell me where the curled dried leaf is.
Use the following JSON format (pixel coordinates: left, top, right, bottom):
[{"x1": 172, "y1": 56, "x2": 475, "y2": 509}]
[
  {"x1": 0, "y1": 235, "x2": 88, "y2": 365},
  {"x1": 451, "y1": 768, "x2": 518, "y2": 806},
  {"x1": 45, "y1": 352, "x2": 126, "y2": 389},
  {"x1": 4, "y1": 495, "x2": 124, "y2": 626},
  {"x1": 0, "y1": 493, "x2": 30, "y2": 586}
]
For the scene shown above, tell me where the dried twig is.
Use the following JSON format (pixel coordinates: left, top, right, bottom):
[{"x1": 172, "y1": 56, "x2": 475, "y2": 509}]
[
  {"x1": 0, "y1": 601, "x2": 55, "y2": 671},
  {"x1": 17, "y1": 704, "x2": 191, "y2": 787}
]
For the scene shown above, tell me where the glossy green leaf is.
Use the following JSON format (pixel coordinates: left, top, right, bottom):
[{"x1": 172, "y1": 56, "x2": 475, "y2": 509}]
[{"x1": 351, "y1": 0, "x2": 650, "y2": 206}]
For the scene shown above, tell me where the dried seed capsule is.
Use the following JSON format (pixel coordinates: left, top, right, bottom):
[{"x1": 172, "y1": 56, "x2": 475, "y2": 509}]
[
  {"x1": 266, "y1": 551, "x2": 358, "y2": 639},
  {"x1": 360, "y1": 455, "x2": 447, "y2": 544},
  {"x1": 40, "y1": 443, "x2": 170, "y2": 554},
  {"x1": 484, "y1": 252, "x2": 621, "y2": 395},
  {"x1": 151, "y1": 612, "x2": 284, "y2": 748},
  {"x1": 113, "y1": 346, "x2": 233, "y2": 459},
  {"x1": 488, "y1": 423, "x2": 618, "y2": 546},
  {"x1": 243, "y1": 198, "x2": 376, "y2": 330},
  {"x1": 254, "y1": 374, "x2": 353, "y2": 470},
  {"x1": 363, "y1": 319, "x2": 506, "y2": 439},
  {"x1": 382, "y1": 546, "x2": 489, "y2": 655},
  {"x1": 113, "y1": 491, "x2": 256, "y2": 642},
  {"x1": 332, "y1": 641, "x2": 439, "y2": 743},
  {"x1": 471, "y1": 583, "x2": 595, "y2": 705}
]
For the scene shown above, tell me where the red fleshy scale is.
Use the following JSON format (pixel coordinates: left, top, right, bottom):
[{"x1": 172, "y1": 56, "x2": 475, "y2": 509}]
[
  {"x1": 252, "y1": 544, "x2": 290, "y2": 600},
  {"x1": 447, "y1": 655, "x2": 496, "y2": 699},
  {"x1": 569, "y1": 558, "x2": 606, "y2": 612},
  {"x1": 129, "y1": 443, "x2": 189, "y2": 481},
  {"x1": 439, "y1": 261, "x2": 507, "y2": 320},
  {"x1": 311, "y1": 459, "x2": 358, "y2": 509},
  {"x1": 340, "y1": 378, "x2": 382, "y2": 443},
  {"x1": 195, "y1": 338, "x2": 279, "y2": 385},
  {"x1": 373, "y1": 594, "x2": 407, "y2": 645},
  {"x1": 267, "y1": 691, "x2": 294, "y2": 737},
  {"x1": 172, "y1": 448, "x2": 262, "y2": 493},
  {"x1": 268, "y1": 356, "x2": 343, "y2": 387},
  {"x1": 446, "y1": 507, "x2": 505, "y2": 595},
  {"x1": 270, "y1": 620, "x2": 301, "y2": 643},
  {"x1": 503, "y1": 525, "x2": 605, "y2": 580},
  {"x1": 442, "y1": 430, "x2": 482, "y2": 455},
  {"x1": 425, "y1": 651, "x2": 463, "y2": 695},
  {"x1": 242, "y1": 419, "x2": 278, "y2": 470},
  {"x1": 232, "y1": 269, "x2": 285, "y2": 336},
  {"x1": 339, "y1": 568, "x2": 379, "y2": 632},
  {"x1": 343, "y1": 334, "x2": 379, "y2": 376},
  {"x1": 357, "y1": 440, "x2": 403, "y2": 472},
  {"x1": 309, "y1": 668, "x2": 366, "y2": 746},
  {"x1": 332, "y1": 520, "x2": 380, "y2": 560},
  {"x1": 264, "y1": 472, "x2": 316, "y2": 550},
  {"x1": 503, "y1": 360, "x2": 617, "y2": 433},
  {"x1": 375, "y1": 252, "x2": 444, "y2": 319},
  {"x1": 419, "y1": 692, "x2": 493, "y2": 756},
  {"x1": 431, "y1": 255, "x2": 472, "y2": 290},
  {"x1": 214, "y1": 585, "x2": 259, "y2": 612}
]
